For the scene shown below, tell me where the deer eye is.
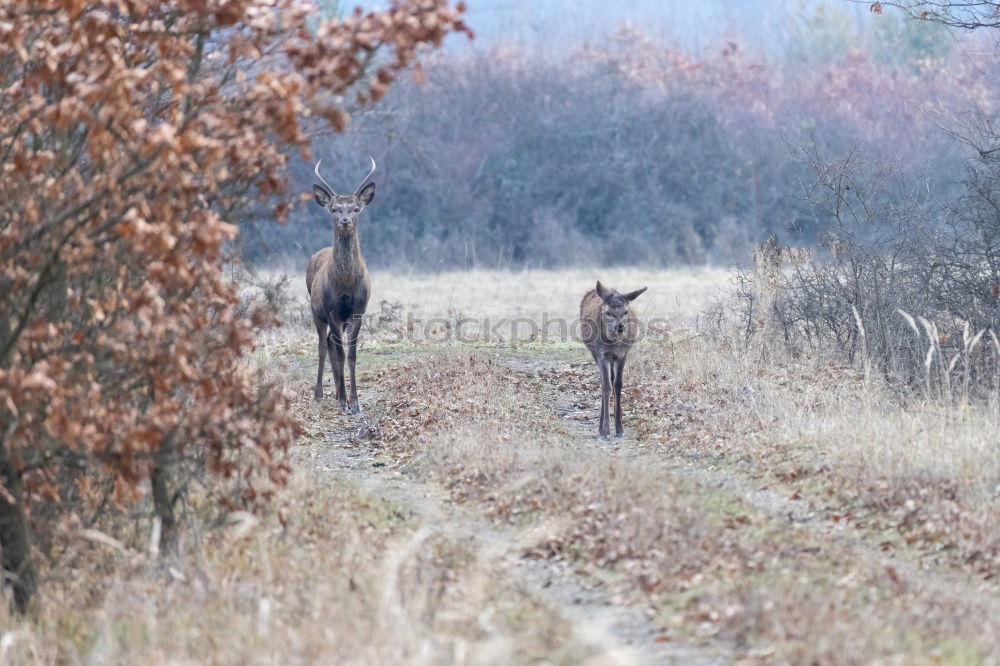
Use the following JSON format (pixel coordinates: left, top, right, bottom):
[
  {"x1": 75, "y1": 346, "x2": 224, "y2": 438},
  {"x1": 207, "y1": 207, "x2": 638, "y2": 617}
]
[{"x1": 353, "y1": 207, "x2": 360, "y2": 213}]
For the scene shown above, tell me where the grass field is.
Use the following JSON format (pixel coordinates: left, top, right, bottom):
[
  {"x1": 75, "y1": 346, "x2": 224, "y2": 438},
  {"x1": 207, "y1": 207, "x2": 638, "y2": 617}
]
[{"x1": 5, "y1": 267, "x2": 1000, "y2": 665}]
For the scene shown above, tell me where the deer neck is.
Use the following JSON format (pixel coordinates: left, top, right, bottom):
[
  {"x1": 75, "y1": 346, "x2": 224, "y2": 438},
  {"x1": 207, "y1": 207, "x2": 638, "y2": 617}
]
[
  {"x1": 333, "y1": 232, "x2": 361, "y2": 264},
  {"x1": 329, "y1": 232, "x2": 364, "y2": 283}
]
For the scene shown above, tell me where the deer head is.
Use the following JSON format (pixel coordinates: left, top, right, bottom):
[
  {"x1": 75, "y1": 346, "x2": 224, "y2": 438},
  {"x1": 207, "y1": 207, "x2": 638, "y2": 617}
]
[
  {"x1": 312, "y1": 156, "x2": 377, "y2": 239},
  {"x1": 595, "y1": 281, "x2": 646, "y2": 336}
]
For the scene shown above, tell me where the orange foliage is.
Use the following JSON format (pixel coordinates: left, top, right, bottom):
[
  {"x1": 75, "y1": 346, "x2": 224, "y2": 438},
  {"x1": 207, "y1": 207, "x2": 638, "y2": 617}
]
[{"x1": 0, "y1": 0, "x2": 468, "y2": 545}]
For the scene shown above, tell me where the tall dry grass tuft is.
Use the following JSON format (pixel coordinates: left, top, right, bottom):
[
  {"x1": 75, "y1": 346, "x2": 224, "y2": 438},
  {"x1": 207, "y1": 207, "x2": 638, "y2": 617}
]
[{"x1": 898, "y1": 309, "x2": 993, "y2": 409}]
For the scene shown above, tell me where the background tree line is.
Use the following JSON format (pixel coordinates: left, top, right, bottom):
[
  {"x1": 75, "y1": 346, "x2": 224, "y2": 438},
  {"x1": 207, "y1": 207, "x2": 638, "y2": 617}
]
[{"x1": 241, "y1": 4, "x2": 993, "y2": 269}]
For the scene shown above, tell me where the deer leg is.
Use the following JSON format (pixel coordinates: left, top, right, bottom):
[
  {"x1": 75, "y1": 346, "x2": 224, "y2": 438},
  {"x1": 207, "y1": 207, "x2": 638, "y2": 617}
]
[
  {"x1": 328, "y1": 326, "x2": 348, "y2": 413},
  {"x1": 327, "y1": 332, "x2": 344, "y2": 397},
  {"x1": 313, "y1": 316, "x2": 328, "y2": 401},
  {"x1": 598, "y1": 355, "x2": 612, "y2": 439},
  {"x1": 346, "y1": 315, "x2": 362, "y2": 414},
  {"x1": 327, "y1": 334, "x2": 339, "y2": 378},
  {"x1": 614, "y1": 356, "x2": 625, "y2": 437}
]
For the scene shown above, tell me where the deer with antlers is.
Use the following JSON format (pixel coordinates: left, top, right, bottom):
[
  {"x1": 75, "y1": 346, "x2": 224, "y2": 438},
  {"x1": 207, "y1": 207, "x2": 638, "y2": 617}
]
[{"x1": 307, "y1": 156, "x2": 377, "y2": 412}]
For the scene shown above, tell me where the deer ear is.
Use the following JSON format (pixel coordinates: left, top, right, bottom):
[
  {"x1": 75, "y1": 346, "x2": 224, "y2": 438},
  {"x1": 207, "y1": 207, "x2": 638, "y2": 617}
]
[
  {"x1": 623, "y1": 287, "x2": 647, "y2": 302},
  {"x1": 357, "y1": 181, "x2": 376, "y2": 206},
  {"x1": 595, "y1": 281, "x2": 612, "y2": 301},
  {"x1": 313, "y1": 184, "x2": 333, "y2": 208}
]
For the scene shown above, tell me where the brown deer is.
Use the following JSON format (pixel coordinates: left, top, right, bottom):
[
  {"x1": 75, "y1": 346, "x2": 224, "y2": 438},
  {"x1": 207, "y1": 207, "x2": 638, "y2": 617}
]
[
  {"x1": 307, "y1": 156, "x2": 376, "y2": 412},
  {"x1": 580, "y1": 281, "x2": 647, "y2": 438}
]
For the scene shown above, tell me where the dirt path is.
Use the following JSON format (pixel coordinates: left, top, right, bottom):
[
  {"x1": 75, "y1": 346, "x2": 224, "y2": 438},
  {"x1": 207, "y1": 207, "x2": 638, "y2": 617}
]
[
  {"x1": 501, "y1": 355, "x2": 815, "y2": 518},
  {"x1": 502, "y1": 353, "x2": 1000, "y2": 627},
  {"x1": 302, "y1": 380, "x2": 729, "y2": 666}
]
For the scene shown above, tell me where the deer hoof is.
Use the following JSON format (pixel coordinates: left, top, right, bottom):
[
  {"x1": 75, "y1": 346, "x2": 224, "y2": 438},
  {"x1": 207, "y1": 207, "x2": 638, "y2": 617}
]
[
  {"x1": 615, "y1": 429, "x2": 624, "y2": 438},
  {"x1": 348, "y1": 404, "x2": 362, "y2": 415},
  {"x1": 338, "y1": 401, "x2": 349, "y2": 414},
  {"x1": 314, "y1": 388, "x2": 323, "y2": 401}
]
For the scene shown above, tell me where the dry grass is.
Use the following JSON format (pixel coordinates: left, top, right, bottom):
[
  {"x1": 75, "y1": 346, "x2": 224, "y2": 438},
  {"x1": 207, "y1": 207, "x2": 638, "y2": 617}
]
[
  {"x1": 2, "y1": 468, "x2": 584, "y2": 665},
  {"x1": 11, "y1": 267, "x2": 1000, "y2": 664},
  {"x1": 250, "y1": 266, "x2": 729, "y2": 338},
  {"x1": 349, "y1": 348, "x2": 1000, "y2": 663},
  {"x1": 624, "y1": 333, "x2": 1000, "y2": 579},
  {"x1": 350, "y1": 268, "x2": 1000, "y2": 660},
  {"x1": 370, "y1": 267, "x2": 729, "y2": 323},
  {"x1": 635, "y1": 331, "x2": 1000, "y2": 495}
]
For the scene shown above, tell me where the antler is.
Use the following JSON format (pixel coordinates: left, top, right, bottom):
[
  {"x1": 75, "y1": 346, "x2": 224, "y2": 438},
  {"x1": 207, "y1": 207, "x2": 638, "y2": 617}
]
[
  {"x1": 314, "y1": 159, "x2": 335, "y2": 194},
  {"x1": 354, "y1": 155, "x2": 376, "y2": 195}
]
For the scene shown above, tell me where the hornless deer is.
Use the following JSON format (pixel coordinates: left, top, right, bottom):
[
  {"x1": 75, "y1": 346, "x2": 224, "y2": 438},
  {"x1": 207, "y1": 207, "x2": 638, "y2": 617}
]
[
  {"x1": 307, "y1": 156, "x2": 376, "y2": 412},
  {"x1": 580, "y1": 281, "x2": 647, "y2": 438}
]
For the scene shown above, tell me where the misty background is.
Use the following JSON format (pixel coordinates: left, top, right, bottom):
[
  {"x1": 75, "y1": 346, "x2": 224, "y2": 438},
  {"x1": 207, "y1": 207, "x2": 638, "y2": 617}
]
[{"x1": 241, "y1": 0, "x2": 997, "y2": 269}]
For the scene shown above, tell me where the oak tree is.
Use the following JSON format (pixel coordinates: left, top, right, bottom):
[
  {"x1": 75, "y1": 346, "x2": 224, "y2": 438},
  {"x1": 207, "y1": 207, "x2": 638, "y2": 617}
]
[{"x1": 0, "y1": 0, "x2": 469, "y2": 612}]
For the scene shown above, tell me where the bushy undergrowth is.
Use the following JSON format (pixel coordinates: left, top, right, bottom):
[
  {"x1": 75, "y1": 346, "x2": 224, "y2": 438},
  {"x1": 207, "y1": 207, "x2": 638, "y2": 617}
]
[{"x1": 725, "y1": 141, "x2": 1000, "y2": 404}]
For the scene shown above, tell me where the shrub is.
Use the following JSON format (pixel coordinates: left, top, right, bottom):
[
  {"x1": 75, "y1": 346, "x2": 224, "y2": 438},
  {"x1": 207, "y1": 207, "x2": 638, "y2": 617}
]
[
  {"x1": 0, "y1": 0, "x2": 469, "y2": 612},
  {"x1": 731, "y1": 139, "x2": 1000, "y2": 403}
]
